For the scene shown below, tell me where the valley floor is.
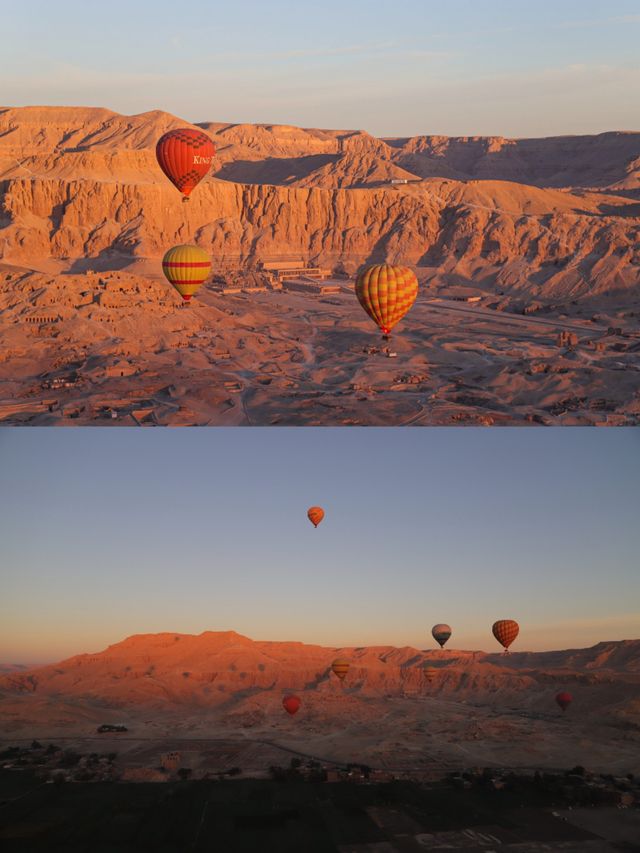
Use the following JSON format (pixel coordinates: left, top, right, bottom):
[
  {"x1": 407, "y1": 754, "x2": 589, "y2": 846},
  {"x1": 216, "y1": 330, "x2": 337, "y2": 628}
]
[
  {"x1": 0, "y1": 769, "x2": 638, "y2": 852},
  {"x1": 1, "y1": 273, "x2": 639, "y2": 426}
]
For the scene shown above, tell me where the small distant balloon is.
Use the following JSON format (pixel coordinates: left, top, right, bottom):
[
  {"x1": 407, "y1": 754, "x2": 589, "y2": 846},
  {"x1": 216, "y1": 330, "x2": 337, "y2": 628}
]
[
  {"x1": 156, "y1": 128, "x2": 216, "y2": 198},
  {"x1": 331, "y1": 658, "x2": 350, "y2": 681},
  {"x1": 282, "y1": 694, "x2": 301, "y2": 716},
  {"x1": 422, "y1": 664, "x2": 436, "y2": 682},
  {"x1": 355, "y1": 264, "x2": 418, "y2": 337},
  {"x1": 307, "y1": 507, "x2": 325, "y2": 528},
  {"x1": 162, "y1": 245, "x2": 211, "y2": 303},
  {"x1": 555, "y1": 691, "x2": 572, "y2": 712},
  {"x1": 432, "y1": 624, "x2": 452, "y2": 649},
  {"x1": 492, "y1": 620, "x2": 519, "y2": 653}
]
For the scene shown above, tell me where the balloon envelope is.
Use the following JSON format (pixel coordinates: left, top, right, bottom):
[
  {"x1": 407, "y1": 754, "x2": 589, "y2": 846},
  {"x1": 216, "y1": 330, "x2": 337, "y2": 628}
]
[
  {"x1": 422, "y1": 665, "x2": 436, "y2": 682},
  {"x1": 432, "y1": 624, "x2": 452, "y2": 648},
  {"x1": 156, "y1": 128, "x2": 215, "y2": 197},
  {"x1": 355, "y1": 264, "x2": 418, "y2": 335},
  {"x1": 162, "y1": 245, "x2": 211, "y2": 302},
  {"x1": 307, "y1": 506, "x2": 325, "y2": 528},
  {"x1": 331, "y1": 658, "x2": 350, "y2": 681},
  {"x1": 556, "y1": 691, "x2": 572, "y2": 712},
  {"x1": 283, "y1": 694, "x2": 301, "y2": 716},
  {"x1": 492, "y1": 620, "x2": 519, "y2": 651}
]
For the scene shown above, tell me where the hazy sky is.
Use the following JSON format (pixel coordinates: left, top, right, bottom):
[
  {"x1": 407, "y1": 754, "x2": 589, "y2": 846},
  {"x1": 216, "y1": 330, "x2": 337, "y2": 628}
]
[
  {"x1": 1, "y1": 0, "x2": 639, "y2": 136},
  {"x1": 1, "y1": 428, "x2": 638, "y2": 663}
]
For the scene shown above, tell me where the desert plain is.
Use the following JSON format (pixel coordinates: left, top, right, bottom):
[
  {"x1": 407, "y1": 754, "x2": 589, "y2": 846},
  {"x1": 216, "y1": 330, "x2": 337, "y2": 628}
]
[
  {"x1": 0, "y1": 107, "x2": 639, "y2": 425},
  {"x1": 2, "y1": 631, "x2": 639, "y2": 779}
]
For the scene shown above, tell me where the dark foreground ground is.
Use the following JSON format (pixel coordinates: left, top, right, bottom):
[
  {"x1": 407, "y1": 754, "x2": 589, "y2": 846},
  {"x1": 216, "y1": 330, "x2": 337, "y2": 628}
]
[{"x1": 1, "y1": 769, "x2": 639, "y2": 852}]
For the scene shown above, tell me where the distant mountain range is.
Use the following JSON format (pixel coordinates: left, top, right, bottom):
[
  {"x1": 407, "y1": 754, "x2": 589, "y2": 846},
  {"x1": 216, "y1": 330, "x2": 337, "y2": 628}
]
[
  {"x1": 1, "y1": 106, "x2": 639, "y2": 300},
  {"x1": 1, "y1": 631, "x2": 638, "y2": 712}
]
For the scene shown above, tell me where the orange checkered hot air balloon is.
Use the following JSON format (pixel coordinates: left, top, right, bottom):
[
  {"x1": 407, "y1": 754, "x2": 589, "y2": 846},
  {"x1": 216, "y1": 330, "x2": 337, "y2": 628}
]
[
  {"x1": 492, "y1": 620, "x2": 519, "y2": 654},
  {"x1": 162, "y1": 245, "x2": 211, "y2": 303},
  {"x1": 156, "y1": 128, "x2": 215, "y2": 199},
  {"x1": 307, "y1": 506, "x2": 324, "y2": 528},
  {"x1": 355, "y1": 264, "x2": 418, "y2": 339},
  {"x1": 331, "y1": 658, "x2": 350, "y2": 681}
]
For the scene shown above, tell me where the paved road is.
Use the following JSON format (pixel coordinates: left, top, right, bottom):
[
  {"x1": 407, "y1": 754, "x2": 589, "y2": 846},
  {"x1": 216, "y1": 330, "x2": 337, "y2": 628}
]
[{"x1": 424, "y1": 298, "x2": 605, "y2": 336}]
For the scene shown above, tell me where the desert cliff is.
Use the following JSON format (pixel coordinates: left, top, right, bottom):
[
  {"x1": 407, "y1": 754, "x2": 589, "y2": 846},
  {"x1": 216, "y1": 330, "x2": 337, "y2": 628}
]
[{"x1": 1, "y1": 107, "x2": 638, "y2": 426}]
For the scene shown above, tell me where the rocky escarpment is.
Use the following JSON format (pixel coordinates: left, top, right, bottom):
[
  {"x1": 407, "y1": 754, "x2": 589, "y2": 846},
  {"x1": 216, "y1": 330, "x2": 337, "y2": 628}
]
[
  {"x1": 0, "y1": 107, "x2": 639, "y2": 301},
  {"x1": 1, "y1": 632, "x2": 637, "y2": 712}
]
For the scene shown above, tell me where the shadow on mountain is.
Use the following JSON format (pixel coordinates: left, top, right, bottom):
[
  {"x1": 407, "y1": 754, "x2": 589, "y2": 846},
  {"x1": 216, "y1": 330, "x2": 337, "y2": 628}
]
[{"x1": 215, "y1": 154, "x2": 339, "y2": 185}]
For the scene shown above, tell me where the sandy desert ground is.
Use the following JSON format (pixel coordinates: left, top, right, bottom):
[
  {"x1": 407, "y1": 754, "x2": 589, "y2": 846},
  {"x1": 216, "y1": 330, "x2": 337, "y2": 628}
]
[
  {"x1": 2, "y1": 632, "x2": 638, "y2": 777},
  {"x1": 1, "y1": 267, "x2": 638, "y2": 426},
  {"x1": 0, "y1": 107, "x2": 639, "y2": 425}
]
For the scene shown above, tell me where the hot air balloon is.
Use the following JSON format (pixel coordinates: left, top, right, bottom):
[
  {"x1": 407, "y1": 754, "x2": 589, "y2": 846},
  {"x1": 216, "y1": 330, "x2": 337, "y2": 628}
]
[
  {"x1": 555, "y1": 691, "x2": 572, "y2": 712},
  {"x1": 283, "y1": 694, "x2": 301, "y2": 716},
  {"x1": 422, "y1": 664, "x2": 436, "y2": 682},
  {"x1": 355, "y1": 264, "x2": 418, "y2": 339},
  {"x1": 432, "y1": 624, "x2": 452, "y2": 649},
  {"x1": 156, "y1": 128, "x2": 216, "y2": 199},
  {"x1": 162, "y1": 245, "x2": 211, "y2": 303},
  {"x1": 331, "y1": 659, "x2": 350, "y2": 681},
  {"x1": 307, "y1": 507, "x2": 324, "y2": 528},
  {"x1": 492, "y1": 620, "x2": 519, "y2": 654}
]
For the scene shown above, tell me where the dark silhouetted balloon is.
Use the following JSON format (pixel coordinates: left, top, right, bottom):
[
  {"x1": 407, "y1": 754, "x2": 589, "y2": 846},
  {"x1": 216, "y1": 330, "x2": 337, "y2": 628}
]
[
  {"x1": 432, "y1": 624, "x2": 452, "y2": 648},
  {"x1": 555, "y1": 691, "x2": 572, "y2": 712}
]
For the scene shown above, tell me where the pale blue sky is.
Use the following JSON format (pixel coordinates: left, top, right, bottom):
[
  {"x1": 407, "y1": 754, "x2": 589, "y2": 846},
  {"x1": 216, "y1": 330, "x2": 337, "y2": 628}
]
[
  {"x1": 0, "y1": 428, "x2": 638, "y2": 663},
  {"x1": 1, "y1": 0, "x2": 639, "y2": 136}
]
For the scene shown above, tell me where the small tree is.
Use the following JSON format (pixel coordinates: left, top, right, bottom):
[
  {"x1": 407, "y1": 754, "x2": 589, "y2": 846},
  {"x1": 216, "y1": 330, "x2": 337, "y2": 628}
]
[{"x1": 59, "y1": 750, "x2": 81, "y2": 768}]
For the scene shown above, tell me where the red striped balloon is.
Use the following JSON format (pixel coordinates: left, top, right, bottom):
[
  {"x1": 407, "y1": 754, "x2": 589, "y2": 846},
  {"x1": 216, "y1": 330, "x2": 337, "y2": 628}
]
[{"x1": 156, "y1": 128, "x2": 215, "y2": 198}]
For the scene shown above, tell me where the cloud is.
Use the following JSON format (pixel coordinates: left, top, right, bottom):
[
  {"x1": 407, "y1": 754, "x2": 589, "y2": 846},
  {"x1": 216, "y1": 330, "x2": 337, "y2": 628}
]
[
  {"x1": 555, "y1": 14, "x2": 640, "y2": 29},
  {"x1": 283, "y1": 42, "x2": 397, "y2": 58}
]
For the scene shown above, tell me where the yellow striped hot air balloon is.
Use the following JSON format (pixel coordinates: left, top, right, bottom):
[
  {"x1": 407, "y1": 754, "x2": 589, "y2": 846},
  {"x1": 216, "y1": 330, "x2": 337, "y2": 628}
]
[
  {"x1": 162, "y1": 245, "x2": 212, "y2": 303},
  {"x1": 355, "y1": 264, "x2": 418, "y2": 338},
  {"x1": 331, "y1": 658, "x2": 350, "y2": 681}
]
